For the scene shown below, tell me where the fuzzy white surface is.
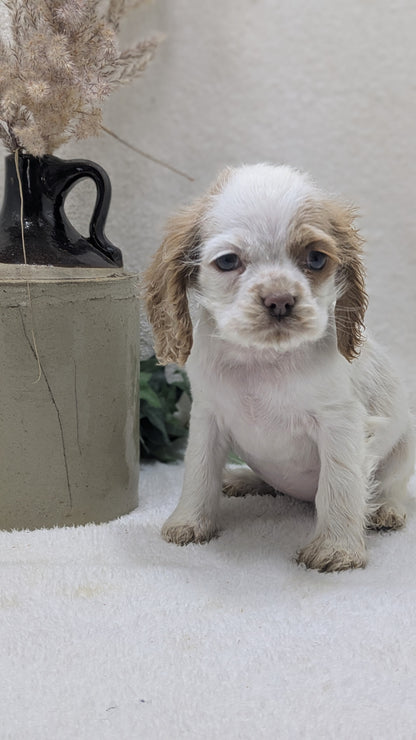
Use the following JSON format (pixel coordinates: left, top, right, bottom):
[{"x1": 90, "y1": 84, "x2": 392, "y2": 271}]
[{"x1": 1, "y1": 461, "x2": 416, "y2": 739}]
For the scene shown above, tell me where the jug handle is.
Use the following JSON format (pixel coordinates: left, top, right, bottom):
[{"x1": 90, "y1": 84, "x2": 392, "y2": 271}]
[{"x1": 44, "y1": 157, "x2": 123, "y2": 267}]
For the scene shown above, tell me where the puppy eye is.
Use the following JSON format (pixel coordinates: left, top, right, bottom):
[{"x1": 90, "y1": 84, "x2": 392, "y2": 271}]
[
  {"x1": 214, "y1": 253, "x2": 242, "y2": 271},
  {"x1": 306, "y1": 250, "x2": 327, "y2": 270}
]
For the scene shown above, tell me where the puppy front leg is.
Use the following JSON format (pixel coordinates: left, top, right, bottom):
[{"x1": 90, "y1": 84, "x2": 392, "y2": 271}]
[
  {"x1": 162, "y1": 409, "x2": 229, "y2": 545},
  {"x1": 297, "y1": 414, "x2": 368, "y2": 572}
]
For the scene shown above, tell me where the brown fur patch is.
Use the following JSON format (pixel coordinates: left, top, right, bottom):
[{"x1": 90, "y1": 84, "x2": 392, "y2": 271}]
[
  {"x1": 288, "y1": 198, "x2": 367, "y2": 360},
  {"x1": 289, "y1": 226, "x2": 340, "y2": 288},
  {"x1": 143, "y1": 168, "x2": 233, "y2": 366},
  {"x1": 289, "y1": 225, "x2": 341, "y2": 263},
  {"x1": 323, "y1": 199, "x2": 368, "y2": 361}
]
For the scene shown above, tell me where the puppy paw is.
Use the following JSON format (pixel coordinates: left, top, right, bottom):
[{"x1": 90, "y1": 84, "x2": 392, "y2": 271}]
[
  {"x1": 297, "y1": 535, "x2": 367, "y2": 573},
  {"x1": 161, "y1": 518, "x2": 218, "y2": 545},
  {"x1": 222, "y1": 468, "x2": 278, "y2": 498},
  {"x1": 368, "y1": 505, "x2": 406, "y2": 531}
]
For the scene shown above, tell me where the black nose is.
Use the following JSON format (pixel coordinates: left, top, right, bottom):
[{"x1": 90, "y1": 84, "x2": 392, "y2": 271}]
[{"x1": 263, "y1": 293, "x2": 296, "y2": 320}]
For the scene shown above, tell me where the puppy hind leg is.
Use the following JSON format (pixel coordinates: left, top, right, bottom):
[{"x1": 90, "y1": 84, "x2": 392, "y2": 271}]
[
  {"x1": 368, "y1": 427, "x2": 415, "y2": 531},
  {"x1": 223, "y1": 467, "x2": 279, "y2": 498}
]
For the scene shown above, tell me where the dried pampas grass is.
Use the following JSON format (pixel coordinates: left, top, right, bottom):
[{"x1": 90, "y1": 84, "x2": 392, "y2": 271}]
[{"x1": 0, "y1": 0, "x2": 160, "y2": 156}]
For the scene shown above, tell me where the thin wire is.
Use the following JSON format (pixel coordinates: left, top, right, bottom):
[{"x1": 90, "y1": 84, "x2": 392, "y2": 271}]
[
  {"x1": 101, "y1": 125, "x2": 194, "y2": 182},
  {"x1": 14, "y1": 147, "x2": 42, "y2": 383}
]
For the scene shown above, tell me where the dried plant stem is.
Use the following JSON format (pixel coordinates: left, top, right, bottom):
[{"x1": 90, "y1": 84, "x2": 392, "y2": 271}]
[
  {"x1": 101, "y1": 125, "x2": 194, "y2": 182},
  {"x1": 0, "y1": 1, "x2": 161, "y2": 156},
  {"x1": 14, "y1": 147, "x2": 42, "y2": 383}
]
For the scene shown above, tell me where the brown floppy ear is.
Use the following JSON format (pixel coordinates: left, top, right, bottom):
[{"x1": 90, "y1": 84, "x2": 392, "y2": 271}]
[
  {"x1": 327, "y1": 201, "x2": 368, "y2": 361},
  {"x1": 144, "y1": 168, "x2": 233, "y2": 366},
  {"x1": 143, "y1": 200, "x2": 203, "y2": 366}
]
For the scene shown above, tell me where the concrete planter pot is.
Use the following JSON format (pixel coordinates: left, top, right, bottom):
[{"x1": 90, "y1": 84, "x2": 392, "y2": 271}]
[
  {"x1": 0, "y1": 265, "x2": 140, "y2": 530},
  {"x1": 0, "y1": 152, "x2": 140, "y2": 530}
]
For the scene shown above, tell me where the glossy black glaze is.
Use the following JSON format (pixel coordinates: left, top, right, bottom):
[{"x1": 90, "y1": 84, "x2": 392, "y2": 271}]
[{"x1": 0, "y1": 153, "x2": 123, "y2": 267}]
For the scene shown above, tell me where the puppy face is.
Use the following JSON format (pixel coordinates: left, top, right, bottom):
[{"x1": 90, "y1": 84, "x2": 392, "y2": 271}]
[
  {"x1": 145, "y1": 164, "x2": 367, "y2": 365},
  {"x1": 197, "y1": 165, "x2": 344, "y2": 352}
]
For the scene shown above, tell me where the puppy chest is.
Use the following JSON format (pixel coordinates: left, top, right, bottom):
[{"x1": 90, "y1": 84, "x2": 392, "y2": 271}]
[
  {"x1": 217, "y1": 393, "x2": 320, "y2": 500},
  {"x1": 217, "y1": 388, "x2": 313, "y2": 442}
]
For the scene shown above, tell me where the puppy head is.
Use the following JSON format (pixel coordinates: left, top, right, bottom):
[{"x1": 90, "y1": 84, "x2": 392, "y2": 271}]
[{"x1": 145, "y1": 164, "x2": 367, "y2": 365}]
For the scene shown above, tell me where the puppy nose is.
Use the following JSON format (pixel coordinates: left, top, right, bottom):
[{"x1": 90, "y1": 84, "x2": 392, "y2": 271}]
[{"x1": 263, "y1": 293, "x2": 296, "y2": 319}]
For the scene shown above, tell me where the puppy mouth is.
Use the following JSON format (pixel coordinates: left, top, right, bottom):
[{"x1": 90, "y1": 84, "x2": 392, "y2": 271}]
[
  {"x1": 261, "y1": 311, "x2": 311, "y2": 341},
  {"x1": 208, "y1": 282, "x2": 325, "y2": 350},
  {"x1": 222, "y1": 306, "x2": 319, "y2": 349}
]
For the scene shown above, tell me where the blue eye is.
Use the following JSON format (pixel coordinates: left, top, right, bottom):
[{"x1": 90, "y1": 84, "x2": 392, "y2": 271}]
[
  {"x1": 214, "y1": 253, "x2": 241, "y2": 271},
  {"x1": 307, "y1": 250, "x2": 327, "y2": 270}
]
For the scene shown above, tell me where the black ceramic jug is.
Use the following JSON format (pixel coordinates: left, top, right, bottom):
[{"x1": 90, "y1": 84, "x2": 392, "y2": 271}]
[{"x1": 0, "y1": 152, "x2": 123, "y2": 267}]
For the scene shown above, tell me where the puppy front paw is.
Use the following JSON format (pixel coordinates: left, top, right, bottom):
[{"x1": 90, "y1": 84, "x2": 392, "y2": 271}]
[
  {"x1": 297, "y1": 534, "x2": 367, "y2": 573},
  {"x1": 162, "y1": 517, "x2": 218, "y2": 546},
  {"x1": 368, "y1": 505, "x2": 406, "y2": 531}
]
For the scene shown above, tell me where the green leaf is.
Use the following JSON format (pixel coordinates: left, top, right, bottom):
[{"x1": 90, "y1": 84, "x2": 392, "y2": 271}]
[
  {"x1": 139, "y1": 355, "x2": 191, "y2": 461},
  {"x1": 139, "y1": 384, "x2": 162, "y2": 408}
]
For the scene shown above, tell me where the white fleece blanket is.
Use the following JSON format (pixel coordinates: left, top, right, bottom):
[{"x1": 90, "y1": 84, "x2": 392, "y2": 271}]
[{"x1": 1, "y1": 461, "x2": 416, "y2": 740}]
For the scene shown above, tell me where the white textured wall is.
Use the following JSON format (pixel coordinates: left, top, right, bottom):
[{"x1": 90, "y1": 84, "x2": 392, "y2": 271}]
[{"x1": 1, "y1": 1, "x2": 416, "y2": 403}]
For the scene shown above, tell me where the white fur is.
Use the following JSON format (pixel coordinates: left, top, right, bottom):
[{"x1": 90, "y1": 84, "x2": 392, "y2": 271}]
[{"x1": 159, "y1": 164, "x2": 415, "y2": 572}]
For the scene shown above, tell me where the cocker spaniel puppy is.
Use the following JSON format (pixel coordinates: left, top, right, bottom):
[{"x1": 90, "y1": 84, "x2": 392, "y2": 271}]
[{"x1": 145, "y1": 164, "x2": 415, "y2": 572}]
